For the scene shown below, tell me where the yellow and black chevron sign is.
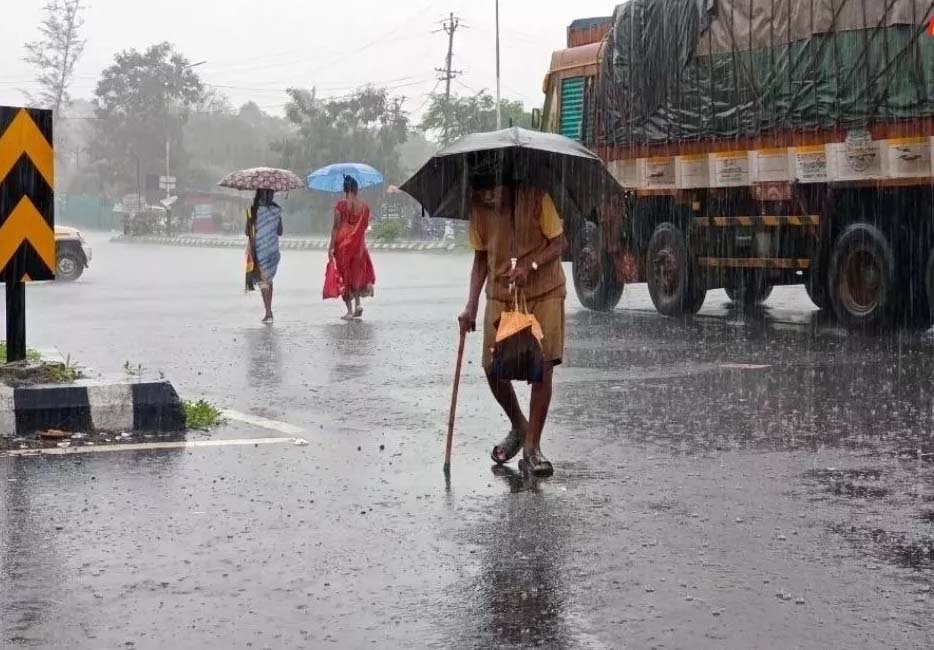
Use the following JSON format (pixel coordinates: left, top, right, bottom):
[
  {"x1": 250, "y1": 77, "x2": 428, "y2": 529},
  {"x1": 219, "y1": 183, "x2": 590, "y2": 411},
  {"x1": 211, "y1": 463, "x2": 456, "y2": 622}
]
[{"x1": 0, "y1": 106, "x2": 54, "y2": 283}]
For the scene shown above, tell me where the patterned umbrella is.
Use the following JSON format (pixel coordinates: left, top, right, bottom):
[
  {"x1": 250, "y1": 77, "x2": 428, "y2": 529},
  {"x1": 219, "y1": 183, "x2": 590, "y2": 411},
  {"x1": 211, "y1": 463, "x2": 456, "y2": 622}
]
[{"x1": 218, "y1": 167, "x2": 304, "y2": 192}]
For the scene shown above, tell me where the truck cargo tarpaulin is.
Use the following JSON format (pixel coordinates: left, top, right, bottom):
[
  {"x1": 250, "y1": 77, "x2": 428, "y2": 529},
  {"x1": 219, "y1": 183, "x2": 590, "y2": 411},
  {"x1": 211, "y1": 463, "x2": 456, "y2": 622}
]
[{"x1": 600, "y1": 0, "x2": 934, "y2": 146}]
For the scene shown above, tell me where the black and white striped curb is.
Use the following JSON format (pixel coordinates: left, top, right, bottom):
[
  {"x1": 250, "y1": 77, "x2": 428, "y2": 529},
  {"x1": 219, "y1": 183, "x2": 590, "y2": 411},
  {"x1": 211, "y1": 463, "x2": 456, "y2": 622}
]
[
  {"x1": 111, "y1": 235, "x2": 463, "y2": 253},
  {"x1": 0, "y1": 381, "x2": 185, "y2": 438}
]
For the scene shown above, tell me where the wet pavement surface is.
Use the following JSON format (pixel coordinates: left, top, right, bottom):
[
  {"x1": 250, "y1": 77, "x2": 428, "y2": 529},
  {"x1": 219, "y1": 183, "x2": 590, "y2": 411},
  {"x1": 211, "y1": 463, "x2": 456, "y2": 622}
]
[{"x1": 3, "y1": 234, "x2": 934, "y2": 648}]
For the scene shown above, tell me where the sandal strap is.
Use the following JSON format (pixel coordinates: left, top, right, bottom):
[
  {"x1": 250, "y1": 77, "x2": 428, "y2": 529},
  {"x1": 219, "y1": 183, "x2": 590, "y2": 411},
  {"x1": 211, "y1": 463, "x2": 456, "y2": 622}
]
[{"x1": 492, "y1": 428, "x2": 524, "y2": 463}]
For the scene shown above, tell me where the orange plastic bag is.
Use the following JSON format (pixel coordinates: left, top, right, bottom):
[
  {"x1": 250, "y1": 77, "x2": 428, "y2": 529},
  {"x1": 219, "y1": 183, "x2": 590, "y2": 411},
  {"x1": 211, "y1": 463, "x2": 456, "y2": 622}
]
[
  {"x1": 323, "y1": 260, "x2": 345, "y2": 300},
  {"x1": 490, "y1": 293, "x2": 546, "y2": 384}
]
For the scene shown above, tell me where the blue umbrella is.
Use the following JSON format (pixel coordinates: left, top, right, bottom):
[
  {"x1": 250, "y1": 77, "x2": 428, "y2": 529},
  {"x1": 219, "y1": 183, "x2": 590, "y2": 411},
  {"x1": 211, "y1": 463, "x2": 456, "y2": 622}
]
[{"x1": 307, "y1": 163, "x2": 384, "y2": 193}]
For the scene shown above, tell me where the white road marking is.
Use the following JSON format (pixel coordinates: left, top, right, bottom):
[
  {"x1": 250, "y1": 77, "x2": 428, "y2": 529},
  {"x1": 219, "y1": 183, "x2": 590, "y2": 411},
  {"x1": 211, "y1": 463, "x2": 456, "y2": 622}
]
[
  {"x1": 221, "y1": 409, "x2": 306, "y2": 436},
  {"x1": 1, "y1": 437, "x2": 308, "y2": 457},
  {"x1": 720, "y1": 363, "x2": 772, "y2": 370}
]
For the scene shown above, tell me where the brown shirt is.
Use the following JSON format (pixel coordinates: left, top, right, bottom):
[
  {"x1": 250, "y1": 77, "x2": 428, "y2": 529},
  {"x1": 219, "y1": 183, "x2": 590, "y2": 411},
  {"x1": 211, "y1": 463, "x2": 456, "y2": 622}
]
[{"x1": 469, "y1": 186, "x2": 566, "y2": 302}]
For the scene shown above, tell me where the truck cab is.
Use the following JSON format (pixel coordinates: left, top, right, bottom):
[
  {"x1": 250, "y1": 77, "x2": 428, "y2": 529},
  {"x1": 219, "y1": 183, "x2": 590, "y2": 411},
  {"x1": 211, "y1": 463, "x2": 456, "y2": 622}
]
[
  {"x1": 540, "y1": 17, "x2": 630, "y2": 311},
  {"x1": 540, "y1": 18, "x2": 608, "y2": 147}
]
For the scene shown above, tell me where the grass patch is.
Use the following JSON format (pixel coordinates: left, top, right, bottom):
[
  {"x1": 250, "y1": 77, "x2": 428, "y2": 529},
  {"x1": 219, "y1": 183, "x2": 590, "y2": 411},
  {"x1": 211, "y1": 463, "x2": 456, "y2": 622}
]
[
  {"x1": 183, "y1": 400, "x2": 225, "y2": 430},
  {"x1": 46, "y1": 355, "x2": 82, "y2": 383},
  {"x1": 0, "y1": 348, "x2": 84, "y2": 388},
  {"x1": 0, "y1": 342, "x2": 42, "y2": 363}
]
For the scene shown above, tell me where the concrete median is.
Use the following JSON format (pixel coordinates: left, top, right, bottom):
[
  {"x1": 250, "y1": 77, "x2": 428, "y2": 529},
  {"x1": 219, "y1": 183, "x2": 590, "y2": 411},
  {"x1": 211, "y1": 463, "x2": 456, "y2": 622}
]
[
  {"x1": 0, "y1": 379, "x2": 185, "y2": 438},
  {"x1": 111, "y1": 234, "x2": 463, "y2": 253}
]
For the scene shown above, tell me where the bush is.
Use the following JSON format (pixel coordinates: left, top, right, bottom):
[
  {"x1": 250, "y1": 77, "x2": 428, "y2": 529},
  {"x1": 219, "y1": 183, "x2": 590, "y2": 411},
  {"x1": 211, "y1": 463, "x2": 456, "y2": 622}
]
[
  {"x1": 183, "y1": 400, "x2": 225, "y2": 430},
  {"x1": 0, "y1": 342, "x2": 42, "y2": 363},
  {"x1": 372, "y1": 219, "x2": 407, "y2": 243}
]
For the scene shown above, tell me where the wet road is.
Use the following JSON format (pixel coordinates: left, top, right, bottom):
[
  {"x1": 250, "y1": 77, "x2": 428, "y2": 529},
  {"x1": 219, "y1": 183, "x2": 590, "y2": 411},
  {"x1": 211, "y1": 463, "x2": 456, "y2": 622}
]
[{"x1": 3, "y1": 234, "x2": 934, "y2": 649}]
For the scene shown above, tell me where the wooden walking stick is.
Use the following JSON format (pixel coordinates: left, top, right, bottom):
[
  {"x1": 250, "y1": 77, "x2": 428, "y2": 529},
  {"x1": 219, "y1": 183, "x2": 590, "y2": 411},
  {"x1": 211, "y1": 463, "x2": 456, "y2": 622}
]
[{"x1": 444, "y1": 329, "x2": 468, "y2": 475}]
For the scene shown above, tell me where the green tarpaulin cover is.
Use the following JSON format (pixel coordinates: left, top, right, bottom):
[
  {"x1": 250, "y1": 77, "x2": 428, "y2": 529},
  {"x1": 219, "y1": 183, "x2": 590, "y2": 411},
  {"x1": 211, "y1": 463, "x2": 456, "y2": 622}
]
[{"x1": 599, "y1": 0, "x2": 934, "y2": 145}]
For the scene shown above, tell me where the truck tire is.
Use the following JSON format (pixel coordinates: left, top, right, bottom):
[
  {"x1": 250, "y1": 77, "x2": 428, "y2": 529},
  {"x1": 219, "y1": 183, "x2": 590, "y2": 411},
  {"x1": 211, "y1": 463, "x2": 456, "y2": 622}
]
[
  {"x1": 647, "y1": 222, "x2": 705, "y2": 317},
  {"x1": 56, "y1": 249, "x2": 84, "y2": 282},
  {"x1": 725, "y1": 274, "x2": 773, "y2": 308},
  {"x1": 572, "y1": 220, "x2": 624, "y2": 312},
  {"x1": 829, "y1": 223, "x2": 896, "y2": 330}
]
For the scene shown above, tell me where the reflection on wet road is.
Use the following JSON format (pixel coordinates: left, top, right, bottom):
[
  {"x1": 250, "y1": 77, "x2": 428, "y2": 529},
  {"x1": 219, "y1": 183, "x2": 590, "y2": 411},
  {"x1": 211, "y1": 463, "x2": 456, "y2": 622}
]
[{"x1": 2, "y1": 238, "x2": 934, "y2": 648}]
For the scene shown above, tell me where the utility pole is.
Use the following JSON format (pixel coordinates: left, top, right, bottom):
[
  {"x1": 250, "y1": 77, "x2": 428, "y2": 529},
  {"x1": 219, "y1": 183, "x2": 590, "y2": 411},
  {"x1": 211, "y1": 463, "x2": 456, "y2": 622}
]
[
  {"x1": 165, "y1": 140, "x2": 171, "y2": 202},
  {"x1": 495, "y1": 0, "x2": 502, "y2": 130},
  {"x1": 436, "y1": 12, "x2": 462, "y2": 144}
]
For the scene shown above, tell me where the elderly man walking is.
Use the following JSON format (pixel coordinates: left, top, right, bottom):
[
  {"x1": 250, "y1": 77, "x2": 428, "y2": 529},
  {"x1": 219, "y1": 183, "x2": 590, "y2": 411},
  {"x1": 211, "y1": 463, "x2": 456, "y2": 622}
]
[{"x1": 458, "y1": 176, "x2": 568, "y2": 477}]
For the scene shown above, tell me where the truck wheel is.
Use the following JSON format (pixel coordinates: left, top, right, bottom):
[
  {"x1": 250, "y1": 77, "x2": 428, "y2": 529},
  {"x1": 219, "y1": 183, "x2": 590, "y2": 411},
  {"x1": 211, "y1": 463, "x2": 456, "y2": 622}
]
[
  {"x1": 647, "y1": 222, "x2": 705, "y2": 317},
  {"x1": 725, "y1": 274, "x2": 773, "y2": 308},
  {"x1": 56, "y1": 250, "x2": 84, "y2": 282},
  {"x1": 572, "y1": 220, "x2": 624, "y2": 312},
  {"x1": 829, "y1": 223, "x2": 895, "y2": 329}
]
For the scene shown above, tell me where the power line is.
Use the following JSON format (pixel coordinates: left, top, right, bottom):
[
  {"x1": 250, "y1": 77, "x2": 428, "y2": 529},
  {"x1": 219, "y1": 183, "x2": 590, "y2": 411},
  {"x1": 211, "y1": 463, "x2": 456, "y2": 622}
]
[
  {"x1": 205, "y1": 74, "x2": 435, "y2": 95},
  {"x1": 455, "y1": 79, "x2": 486, "y2": 95},
  {"x1": 197, "y1": 0, "x2": 438, "y2": 76},
  {"x1": 411, "y1": 79, "x2": 443, "y2": 116}
]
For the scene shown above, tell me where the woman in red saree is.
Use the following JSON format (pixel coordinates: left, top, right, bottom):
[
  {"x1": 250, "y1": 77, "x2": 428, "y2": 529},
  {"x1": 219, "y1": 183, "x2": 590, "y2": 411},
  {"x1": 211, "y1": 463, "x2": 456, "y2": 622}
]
[{"x1": 328, "y1": 175, "x2": 376, "y2": 320}]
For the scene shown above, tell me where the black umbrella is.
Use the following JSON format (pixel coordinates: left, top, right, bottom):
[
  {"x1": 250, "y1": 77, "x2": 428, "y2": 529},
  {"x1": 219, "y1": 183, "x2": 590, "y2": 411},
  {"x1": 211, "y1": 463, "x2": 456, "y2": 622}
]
[{"x1": 400, "y1": 127, "x2": 623, "y2": 223}]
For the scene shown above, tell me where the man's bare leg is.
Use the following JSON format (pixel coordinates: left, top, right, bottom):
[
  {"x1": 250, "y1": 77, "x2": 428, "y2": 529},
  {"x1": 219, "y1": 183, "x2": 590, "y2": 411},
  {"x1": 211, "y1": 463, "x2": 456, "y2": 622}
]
[
  {"x1": 526, "y1": 363, "x2": 554, "y2": 454},
  {"x1": 485, "y1": 369, "x2": 529, "y2": 437}
]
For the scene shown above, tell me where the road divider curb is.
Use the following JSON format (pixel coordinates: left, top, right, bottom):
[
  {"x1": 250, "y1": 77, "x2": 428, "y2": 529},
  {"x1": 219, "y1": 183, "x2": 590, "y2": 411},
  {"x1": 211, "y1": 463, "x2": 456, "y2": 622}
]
[
  {"x1": 2, "y1": 436, "x2": 309, "y2": 457},
  {"x1": 110, "y1": 235, "x2": 464, "y2": 253},
  {"x1": 0, "y1": 380, "x2": 185, "y2": 438}
]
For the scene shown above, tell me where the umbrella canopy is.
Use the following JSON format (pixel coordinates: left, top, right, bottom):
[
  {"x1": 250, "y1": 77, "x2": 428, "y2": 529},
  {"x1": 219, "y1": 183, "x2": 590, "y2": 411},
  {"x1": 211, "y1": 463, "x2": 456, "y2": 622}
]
[
  {"x1": 399, "y1": 127, "x2": 623, "y2": 222},
  {"x1": 307, "y1": 163, "x2": 384, "y2": 193},
  {"x1": 218, "y1": 167, "x2": 304, "y2": 192}
]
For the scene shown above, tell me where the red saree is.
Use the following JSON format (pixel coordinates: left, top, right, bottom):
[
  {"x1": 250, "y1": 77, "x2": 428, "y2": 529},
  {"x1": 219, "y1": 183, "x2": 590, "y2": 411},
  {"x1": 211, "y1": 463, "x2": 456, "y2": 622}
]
[{"x1": 333, "y1": 200, "x2": 376, "y2": 300}]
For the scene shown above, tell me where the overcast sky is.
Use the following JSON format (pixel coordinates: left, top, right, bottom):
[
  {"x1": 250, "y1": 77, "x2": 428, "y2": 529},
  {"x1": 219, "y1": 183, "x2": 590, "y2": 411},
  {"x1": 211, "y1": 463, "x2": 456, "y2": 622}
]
[{"x1": 1, "y1": 0, "x2": 617, "y2": 119}]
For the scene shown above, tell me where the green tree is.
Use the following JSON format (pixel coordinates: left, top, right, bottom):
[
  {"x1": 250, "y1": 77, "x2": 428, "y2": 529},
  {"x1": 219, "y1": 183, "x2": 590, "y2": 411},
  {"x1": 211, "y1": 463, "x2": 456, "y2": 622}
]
[
  {"x1": 275, "y1": 86, "x2": 409, "y2": 183},
  {"x1": 397, "y1": 130, "x2": 438, "y2": 178},
  {"x1": 419, "y1": 92, "x2": 533, "y2": 144},
  {"x1": 270, "y1": 86, "x2": 410, "y2": 233},
  {"x1": 184, "y1": 100, "x2": 294, "y2": 192},
  {"x1": 23, "y1": 0, "x2": 86, "y2": 116},
  {"x1": 90, "y1": 42, "x2": 206, "y2": 193}
]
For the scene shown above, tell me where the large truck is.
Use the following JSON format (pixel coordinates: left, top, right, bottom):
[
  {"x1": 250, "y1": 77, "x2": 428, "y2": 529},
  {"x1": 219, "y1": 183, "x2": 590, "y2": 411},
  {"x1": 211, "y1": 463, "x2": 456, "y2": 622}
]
[{"x1": 542, "y1": 2, "x2": 934, "y2": 328}]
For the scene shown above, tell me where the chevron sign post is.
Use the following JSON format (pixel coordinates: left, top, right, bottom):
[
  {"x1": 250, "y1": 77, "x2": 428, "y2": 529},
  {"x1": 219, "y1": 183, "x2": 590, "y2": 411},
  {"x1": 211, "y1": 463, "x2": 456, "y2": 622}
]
[{"x1": 0, "y1": 107, "x2": 54, "y2": 362}]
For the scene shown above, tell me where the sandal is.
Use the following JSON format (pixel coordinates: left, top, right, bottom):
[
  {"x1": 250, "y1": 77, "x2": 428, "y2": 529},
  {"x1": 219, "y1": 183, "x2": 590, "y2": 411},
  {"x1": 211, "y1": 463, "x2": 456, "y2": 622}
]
[
  {"x1": 490, "y1": 428, "x2": 524, "y2": 465},
  {"x1": 354, "y1": 307, "x2": 364, "y2": 319},
  {"x1": 519, "y1": 449, "x2": 555, "y2": 478}
]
